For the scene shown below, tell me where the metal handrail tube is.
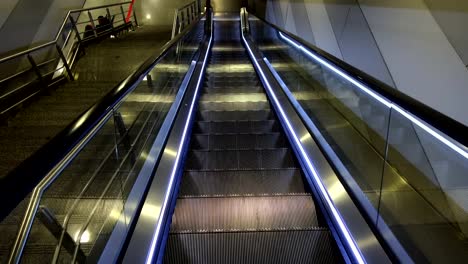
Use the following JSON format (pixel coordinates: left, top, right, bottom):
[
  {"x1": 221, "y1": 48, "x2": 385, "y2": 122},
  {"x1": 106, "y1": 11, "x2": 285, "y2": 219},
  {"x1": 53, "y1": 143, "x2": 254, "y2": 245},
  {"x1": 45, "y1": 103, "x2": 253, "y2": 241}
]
[
  {"x1": 60, "y1": 19, "x2": 203, "y2": 263},
  {"x1": 68, "y1": 2, "x2": 131, "y2": 13},
  {"x1": 52, "y1": 131, "x2": 117, "y2": 263},
  {"x1": 172, "y1": 1, "x2": 201, "y2": 39},
  {"x1": 71, "y1": 119, "x2": 150, "y2": 262},
  {"x1": 0, "y1": 1, "x2": 136, "y2": 118},
  {"x1": 0, "y1": 1, "x2": 132, "y2": 63},
  {"x1": 0, "y1": 67, "x2": 34, "y2": 84},
  {"x1": 7, "y1": 112, "x2": 113, "y2": 264},
  {"x1": 54, "y1": 87, "x2": 169, "y2": 261},
  {"x1": 3, "y1": 14, "x2": 205, "y2": 263},
  {"x1": 249, "y1": 13, "x2": 468, "y2": 146},
  {"x1": 0, "y1": 41, "x2": 56, "y2": 63},
  {"x1": 0, "y1": 81, "x2": 36, "y2": 102},
  {"x1": 178, "y1": 1, "x2": 196, "y2": 11}
]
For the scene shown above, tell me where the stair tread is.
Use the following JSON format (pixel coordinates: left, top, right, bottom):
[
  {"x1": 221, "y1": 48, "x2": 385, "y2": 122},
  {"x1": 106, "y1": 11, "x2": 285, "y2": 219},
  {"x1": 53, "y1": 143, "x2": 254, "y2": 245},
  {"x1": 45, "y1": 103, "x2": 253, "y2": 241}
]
[
  {"x1": 170, "y1": 196, "x2": 319, "y2": 232},
  {"x1": 165, "y1": 230, "x2": 339, "y2": 264},
  {"x1": 180, "y1": 168, "x2": 307, "y2": 196}
]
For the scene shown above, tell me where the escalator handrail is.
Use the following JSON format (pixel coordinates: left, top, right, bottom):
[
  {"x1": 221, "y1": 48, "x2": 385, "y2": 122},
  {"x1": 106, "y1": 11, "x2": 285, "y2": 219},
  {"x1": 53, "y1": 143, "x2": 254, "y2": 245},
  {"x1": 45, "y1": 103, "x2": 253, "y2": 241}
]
[
  {"x1": 4, "y1": 13, "x2": 206, "y2": 263},
  {"x1": 248, "y1": 13, "x2": 468, "y2": 146}
]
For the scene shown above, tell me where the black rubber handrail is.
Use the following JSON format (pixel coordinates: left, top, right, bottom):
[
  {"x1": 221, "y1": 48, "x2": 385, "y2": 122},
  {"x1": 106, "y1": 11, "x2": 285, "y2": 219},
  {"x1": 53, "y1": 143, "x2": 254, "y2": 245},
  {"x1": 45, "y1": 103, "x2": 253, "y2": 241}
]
[
  {"x1": 0, "y1": 14, "x2": 205, "y2": 221},
  {"x1": 249, "y1": 14, "x2": 468, "y2": 146}
]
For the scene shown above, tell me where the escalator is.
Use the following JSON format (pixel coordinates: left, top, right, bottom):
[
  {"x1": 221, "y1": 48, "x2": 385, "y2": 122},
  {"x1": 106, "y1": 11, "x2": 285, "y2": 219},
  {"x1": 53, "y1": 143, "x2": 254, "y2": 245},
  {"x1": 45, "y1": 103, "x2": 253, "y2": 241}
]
[
  {"x1": 3, "y1": 7, "x2": 467, "y2": 264},
  {"x1": 163, "y1": 17, "x2": 340, "y2": 263}
]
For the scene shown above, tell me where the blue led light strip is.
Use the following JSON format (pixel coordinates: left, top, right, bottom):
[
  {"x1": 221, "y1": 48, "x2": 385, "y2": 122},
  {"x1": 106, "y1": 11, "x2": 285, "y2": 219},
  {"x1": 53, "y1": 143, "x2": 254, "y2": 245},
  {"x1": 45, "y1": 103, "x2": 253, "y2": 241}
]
[
  {"x1": 278, "y1": 32, "x2": 467, "y2": 160},
  {"x1": 241, "y1": 31, "x2": 365, "y2": 264},
  {"x1": 145, "y1": 33, "x2": 212, "y2": 264}
]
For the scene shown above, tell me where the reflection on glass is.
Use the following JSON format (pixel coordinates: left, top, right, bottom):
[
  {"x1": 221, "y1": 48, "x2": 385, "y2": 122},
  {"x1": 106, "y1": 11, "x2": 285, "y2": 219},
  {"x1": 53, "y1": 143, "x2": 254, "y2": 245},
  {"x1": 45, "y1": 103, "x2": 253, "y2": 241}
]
[
  {"x1": 18, "y1": 19, "x2": 205, "y2": 262},
  {"x1": 248, "y1": 15, "x2": 468, "y2": 262}
]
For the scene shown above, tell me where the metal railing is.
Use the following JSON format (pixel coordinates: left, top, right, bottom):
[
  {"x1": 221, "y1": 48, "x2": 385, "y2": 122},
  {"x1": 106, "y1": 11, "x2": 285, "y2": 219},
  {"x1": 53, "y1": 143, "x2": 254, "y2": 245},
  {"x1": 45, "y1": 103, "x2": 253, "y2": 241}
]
[
  {"x1": 0, "y1": 1, "x2": 137, "y2": 117},
  {"x1": 5, "y1": 12, "x2": 205, "y2": 264},
  {"x1": 246, "y1": 11, "x2": 468, "y2": 262},
  {"x1": 171, "y1": 0, "x2": 202, "y2": 39}
]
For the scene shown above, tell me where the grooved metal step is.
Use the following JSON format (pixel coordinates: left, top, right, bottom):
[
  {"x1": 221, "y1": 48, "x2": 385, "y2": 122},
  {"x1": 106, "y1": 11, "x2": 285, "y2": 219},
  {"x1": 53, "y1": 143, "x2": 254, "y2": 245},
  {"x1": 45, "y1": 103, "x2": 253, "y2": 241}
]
[
  {"x1": 206, "y1": 73, "x2": 257, "y2": 78},
  {"x1": 193, "y1": 120, "x2": 280, "y2": 134},
  {"x1": 180, "y1": 169, "x2": 307, "y2": 196},
  {"x1": 190, "y1": 133, "x2": 287, "y2": 150},
  {"x1": 204, "y1": 80, "x2": 260, "y2": 87},
  {"x1": 185, "y1": 148, "x2": 297, "y2": 170},
  {"x1": 196, "y1": 110, "x2": 273, "y2": 121},
  {"x1": 202, "y1": 86, "x2": 264, "y2": 94},
  {"x1": 205, "y1": 76, "x2": 258, "y2": 82},
  {"x1": 200, "y1": 92, "x2": 267, "y2": 102},
  {"x1": 198, "y1": 101, "x2": 270, "y2": 111},
  {"x1": 164, "y1": 230, "x2": 339, "y2": 264},
  {"x1": 170, "y1": 196, "x2": 318, "y2": 232}
]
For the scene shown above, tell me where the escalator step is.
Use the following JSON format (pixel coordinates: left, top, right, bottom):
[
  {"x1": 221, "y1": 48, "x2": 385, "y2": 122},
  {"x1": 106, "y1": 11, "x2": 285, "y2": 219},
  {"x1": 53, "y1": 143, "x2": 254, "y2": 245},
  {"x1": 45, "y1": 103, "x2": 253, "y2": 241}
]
[
  {"x1": 191, "y1": 133, "x2": 287, "y2": 150},
  {"x1": 185, "y1": 148, "x2": 297, "y2": 170},
  {"x1": 196, "y1": 110, "x2": 273, "y2": 121},
  {"x1": 170, "y1": 196, "x2": 318, "y2": 232},
  {"x1": 193, "y1": 120, "x2": 280, "y2": 134},
  {"x1": 164, "y1": 230, "x2": 339, "y2": 264},
  {"x1": 205, "y1": 76, "x2": 258, "y2": 82},
  {"x1": 180, "y1": 169, "x2": 307, "y2": 196},
  {"x1": 200, "y1": 92, "x2": 267, "y2": 103},
  {"x1": 198, "y1": 101, "x2": 270, "y2": 111},
  {"x1": 202, "y1": 86, "x2": 264, "y2": 94}
]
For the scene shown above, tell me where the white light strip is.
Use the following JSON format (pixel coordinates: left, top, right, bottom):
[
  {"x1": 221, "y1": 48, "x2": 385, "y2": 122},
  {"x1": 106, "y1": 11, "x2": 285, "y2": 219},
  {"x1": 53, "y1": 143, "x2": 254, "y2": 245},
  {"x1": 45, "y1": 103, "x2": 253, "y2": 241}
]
[
  {"x1": 279, "y1": 32, "x2": 391, "y2": 108},
  {"x1": 278, "y1": 32, "x2": 468, "y2": 160},
  {"x1": 392, "y1": 105, "x2": 468, "y2": 159},
  {"x1": 145, "y1": 33, "x2": 212, "y2": 264},
  {"x1": 241, "y1": 33, "x2": 365, "y2": 264}
]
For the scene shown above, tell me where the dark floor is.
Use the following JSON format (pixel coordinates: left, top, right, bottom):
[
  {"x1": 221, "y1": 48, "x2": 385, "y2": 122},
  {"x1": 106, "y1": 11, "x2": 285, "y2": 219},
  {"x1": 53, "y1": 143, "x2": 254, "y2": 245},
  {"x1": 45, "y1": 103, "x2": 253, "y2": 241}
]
[{"x1": 0, "y1": 25, "x2": 172, "y2": 179}]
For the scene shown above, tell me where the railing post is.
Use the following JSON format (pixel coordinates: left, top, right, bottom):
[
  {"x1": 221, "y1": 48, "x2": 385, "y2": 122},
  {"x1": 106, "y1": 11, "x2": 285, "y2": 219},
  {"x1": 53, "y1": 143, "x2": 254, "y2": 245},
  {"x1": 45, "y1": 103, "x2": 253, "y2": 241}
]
[
  {"x1": 133, "y1": 10, "x2": 139, "y2": 27},
  {"x1": 171, "y1": 9, "x2": 179, "y2": 39},
  {"x1": 188, "y1": 4, "x2": 193, "y2": 22},
  {"x1": 55, "y1": 44, "x2": 74, "y2": 81},
  {"x1": 146, "y1": 74, "x2": 153, "y2": 89},
  {"x1": 106, "y1": 8, "x2": 114, "y2": 30},
  {"x1": 192, "y1": 4, "x2": 195, "y2": 21},
  {"x1": 183, "y1": 9, "x2": 187, "y2": 27},
  {"x1": 27, "y1": 54, "x2": 46, "y2": 88},
  {"x1": 120, "y1": 5, "x2": 126, "y2": 24},
  {"x1": 87, "y1": 11, "x2": 98, "y2": 37},
  {"x1": 68, "y1": 15, "x2": 81, "y2": 42}
]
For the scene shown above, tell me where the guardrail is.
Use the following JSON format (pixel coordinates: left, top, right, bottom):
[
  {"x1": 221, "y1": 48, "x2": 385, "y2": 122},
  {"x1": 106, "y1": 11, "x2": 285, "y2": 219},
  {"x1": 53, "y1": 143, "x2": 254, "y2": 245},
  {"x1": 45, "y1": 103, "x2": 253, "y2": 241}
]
[
  {"x1": 5, "y1": 11, "x2": 205, "y2": 264},
  {"x1": 246, "y1": 11, "x2": 468, "y2": 262},
  {"x1": 0, "y1": 1, "x2": 137, "y2": 117},
  {"x1": 171, "y1": 0, "x2": 202, "y2": 39}
]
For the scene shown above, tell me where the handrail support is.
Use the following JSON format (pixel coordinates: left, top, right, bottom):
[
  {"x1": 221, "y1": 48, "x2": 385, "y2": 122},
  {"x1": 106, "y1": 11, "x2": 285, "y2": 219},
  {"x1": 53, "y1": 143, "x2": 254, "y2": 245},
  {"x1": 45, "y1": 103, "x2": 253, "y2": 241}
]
[
  {"x1": 68, "y1": 16, "x2": 82, "y2": 43},
  {"x1": 120, "y1": 6, "x2": 127, "y2": 24},
  {"x1": 133, "y1": 10, "x2": 139, "y2": 27},
  {"x1": 87, "y1": 11, "x2": 99, "y2": 38},
  {"x1": 55, "y1": 44, "x2": 74, "y2": 81},
  {"x1": 27, "y1": 54, "x2": 46, "y2": 88},
  {"x1": 106, "y1": 8, "x2": 115, "y2": 30}
]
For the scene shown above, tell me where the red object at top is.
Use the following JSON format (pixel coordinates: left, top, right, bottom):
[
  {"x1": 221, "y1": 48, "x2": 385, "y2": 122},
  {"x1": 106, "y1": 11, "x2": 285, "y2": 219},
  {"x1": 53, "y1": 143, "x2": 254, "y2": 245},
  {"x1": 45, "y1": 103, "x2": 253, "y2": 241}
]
[{"x1": 126, "y1": 0, "x2": 136, "y2": 22}]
